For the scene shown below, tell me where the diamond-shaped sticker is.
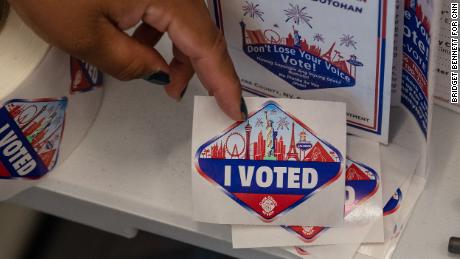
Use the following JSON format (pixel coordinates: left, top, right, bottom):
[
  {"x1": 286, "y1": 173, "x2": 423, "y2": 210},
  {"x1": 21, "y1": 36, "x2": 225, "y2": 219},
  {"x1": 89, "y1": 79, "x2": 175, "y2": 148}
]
[
  {"x1": 284, "y1": 158, "x2": 379, "y2": 242},
  {"x1": 70, "y1": 57, "x2": 103, "y2": 93},
  {"x1": 194, "y1": 101, "x2": 343, "y2": 222},
  {"x1": 383, "y1": 188, "x2": 402, "y2": 216},
  {"x1": 0, "y1": 98, "x2": 67, "y2": 179}
]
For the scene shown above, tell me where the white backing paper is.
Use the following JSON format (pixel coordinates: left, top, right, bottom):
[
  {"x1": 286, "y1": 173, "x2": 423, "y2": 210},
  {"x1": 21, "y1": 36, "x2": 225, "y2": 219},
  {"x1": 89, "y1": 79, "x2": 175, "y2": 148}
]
[
  {"x1": 380, "y1": 142, "x2": 419, "y2": 203},
  {"x1": 287, "y1": 244, "x2": 360, "y2": 259},
  {"x1": 192, "y1": 96, "x2": 346, "y2": 225},
  {"x1": 231, "y1": 135, "x2": 383, "y2": 247},
  {"x1": 356, "y1": 175, "x2": 426, "y2": 259}
]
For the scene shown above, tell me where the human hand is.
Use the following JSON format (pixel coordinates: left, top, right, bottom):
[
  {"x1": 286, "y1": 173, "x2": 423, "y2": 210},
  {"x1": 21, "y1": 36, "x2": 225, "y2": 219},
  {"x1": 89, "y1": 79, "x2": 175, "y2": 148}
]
[{"x1": 8, "y1": 0, "x2": 247, "y2": 121}]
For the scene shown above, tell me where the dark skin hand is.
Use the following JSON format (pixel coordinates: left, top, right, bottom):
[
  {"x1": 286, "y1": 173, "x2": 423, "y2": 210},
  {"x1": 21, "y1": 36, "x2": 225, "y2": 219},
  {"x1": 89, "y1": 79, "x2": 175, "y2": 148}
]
[{"x1": 9, "y1": 0, "x2": 246, "y2": 121}]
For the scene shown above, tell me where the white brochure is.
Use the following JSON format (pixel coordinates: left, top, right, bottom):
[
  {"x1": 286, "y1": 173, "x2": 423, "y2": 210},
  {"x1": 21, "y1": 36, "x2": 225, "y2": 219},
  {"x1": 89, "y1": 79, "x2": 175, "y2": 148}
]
[{"x1": 208, "y1": 0, "x2": 396, "y2": 143}]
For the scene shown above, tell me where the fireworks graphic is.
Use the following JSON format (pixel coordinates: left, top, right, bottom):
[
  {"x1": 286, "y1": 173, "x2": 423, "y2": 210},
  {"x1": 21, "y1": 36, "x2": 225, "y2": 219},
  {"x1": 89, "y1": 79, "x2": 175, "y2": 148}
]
[
  {"x1": 284, "y1": 3, "x2": 312, "y2": 28},
  {"x1": 339, "y1": 34, "x2": 358, "y2": 49},
  {"x1": 255, "y1": 118, "x2": 264, "y2": 128},
  {"x1": 242, "y1": 1, "x2": 264, "y2": 21},
  {"x1": 313, "y1": 33, "x2": 325, "y2": 43},
  {"x1": 276, "y1": 117, "x2": 290, "y2": 131}
]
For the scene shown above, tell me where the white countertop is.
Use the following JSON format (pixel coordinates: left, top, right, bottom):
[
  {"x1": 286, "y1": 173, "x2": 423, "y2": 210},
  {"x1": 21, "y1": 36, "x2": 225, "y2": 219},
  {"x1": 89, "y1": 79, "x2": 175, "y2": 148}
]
[{"x1": 9, "y1": 39, "x2": 460, "y2": 259}]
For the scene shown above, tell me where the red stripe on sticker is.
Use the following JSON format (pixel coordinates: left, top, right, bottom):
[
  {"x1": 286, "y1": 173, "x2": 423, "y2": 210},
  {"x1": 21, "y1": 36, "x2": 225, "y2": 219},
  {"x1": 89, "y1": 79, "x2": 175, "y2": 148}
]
[{"x1": 0, "y1": 161, "x2": 11, "y2": 177}]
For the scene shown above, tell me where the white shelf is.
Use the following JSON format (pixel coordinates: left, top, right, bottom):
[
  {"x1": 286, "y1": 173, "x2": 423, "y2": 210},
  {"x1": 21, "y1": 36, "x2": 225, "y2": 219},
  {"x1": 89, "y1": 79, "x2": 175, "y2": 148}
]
[{"x1": 9, "y1": 39, "x2": 460, "y2": 258}]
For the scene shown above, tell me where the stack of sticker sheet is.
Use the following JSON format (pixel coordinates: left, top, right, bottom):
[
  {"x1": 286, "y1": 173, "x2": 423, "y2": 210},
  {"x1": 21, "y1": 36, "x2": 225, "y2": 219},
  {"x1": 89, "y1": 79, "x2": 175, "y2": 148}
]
[{"x1": 191, "y1": 0, "x2": 438, "y2": 258}]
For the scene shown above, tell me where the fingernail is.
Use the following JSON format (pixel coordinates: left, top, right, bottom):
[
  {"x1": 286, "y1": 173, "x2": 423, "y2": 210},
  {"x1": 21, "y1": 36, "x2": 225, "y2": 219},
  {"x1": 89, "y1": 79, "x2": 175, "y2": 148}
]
[
  {"x1": 143, "y1": 71, "x2": 170, "y2": 85},
  {"x1": 240, "y1": 97, "x2": 248, "y2": 121},
  {"x1": 180, "y1": 85, "x2": 188, "y2": 100}
]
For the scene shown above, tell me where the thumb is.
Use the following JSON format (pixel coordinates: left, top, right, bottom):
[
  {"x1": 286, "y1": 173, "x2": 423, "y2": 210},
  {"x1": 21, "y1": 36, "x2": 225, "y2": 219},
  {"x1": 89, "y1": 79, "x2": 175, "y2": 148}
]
[{"x1": 80, "y1": 20, "x2": 170, "y2": 82}]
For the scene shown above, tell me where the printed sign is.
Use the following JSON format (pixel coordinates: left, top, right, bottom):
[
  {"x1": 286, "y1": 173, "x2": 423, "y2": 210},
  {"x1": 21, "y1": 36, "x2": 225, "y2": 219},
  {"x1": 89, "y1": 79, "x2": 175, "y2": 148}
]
[
  {"x1": 284, "y1": 159, "x2": 379, "y2": 242},
  {"x1": 195, "y1": 101, "x2": 342, "y2": 222},
  {"x1": 0, "y1": 98, "x2": 67, "y2": 179},
  {"x1": 239, "y1": 21, "x2": 358, "y2": 90},
  {"x1": 70, "y1": 57, "x2": 103, "y2": 93},
  {"x1": 401, "y1": 0, "x2": 432, "y2": 137},
  {"x1": 209, "y1": 0, "x2": 396, "y2": 142}
]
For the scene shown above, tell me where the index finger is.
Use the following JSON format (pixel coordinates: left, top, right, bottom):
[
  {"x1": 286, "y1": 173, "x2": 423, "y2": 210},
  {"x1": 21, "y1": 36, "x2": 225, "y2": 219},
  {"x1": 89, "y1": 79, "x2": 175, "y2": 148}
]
[{"x1": 143, "y1": 0, "x2": 246, "y2": 121}]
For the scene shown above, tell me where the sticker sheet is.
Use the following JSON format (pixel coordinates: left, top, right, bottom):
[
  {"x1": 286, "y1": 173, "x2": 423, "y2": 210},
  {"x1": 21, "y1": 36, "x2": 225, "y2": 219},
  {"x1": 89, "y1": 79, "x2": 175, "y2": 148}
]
[
  {"x1": 231, "y1": 135, "x2": 383, "y2": 247},
  {"x1": 287, "y1": 244, "x2": 361, "y2": 259},
  {"x1": 208, "y1": 0, "x2": 396, "y2": 143},
  {"x1": 70, "y1": 57, "x2": 103, "y2": 94},
  {"x1": 192, "y1": 96, "x2": 346, "y2": 225},
  {"x1": 399, "y1": 0, "x2": 433, "y2": 139},
  {"x1": 356, "y1": 175, "x2": 426, "y2": 259},
  {"x1": 0, "y1": 98, "x2": 67, "y2": 179},
  {"x1": 282, "y1": 166, "x2": 424, "y2": 259},
  {"x1": 284, "y1": 184, "x2": 404, "y2": 259},
  {"x1": 380, "y1": 142, "x2": 419, "y2": 203},
  {"x1": 356, "y1": 182, "x2": 408, "y2": 259}
]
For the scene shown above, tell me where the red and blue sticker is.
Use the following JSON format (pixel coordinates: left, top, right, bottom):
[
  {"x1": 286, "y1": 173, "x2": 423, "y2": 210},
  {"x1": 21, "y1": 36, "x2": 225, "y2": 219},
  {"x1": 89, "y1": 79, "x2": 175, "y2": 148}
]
[
  {"x1": 195, "y1": 101, "x2": 343, "y2": 222},
  {"x1": 283, "y1": 159, "x2": 379, "y2": 242},
  {"x1": 70, "y1": 57, "x2": 103, "y2": 94},
  {"x1": 383, "y1": 188, "x2": 402, "y2": 216},
  {"x1": 0, "y1": 98, "x2": 67, "y2": 179}
]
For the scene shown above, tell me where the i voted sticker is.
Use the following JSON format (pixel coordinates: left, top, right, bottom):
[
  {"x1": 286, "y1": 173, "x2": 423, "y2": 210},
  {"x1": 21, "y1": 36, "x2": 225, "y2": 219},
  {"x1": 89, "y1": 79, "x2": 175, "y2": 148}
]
[
  {"x1": 283, "y1": 159, "x2": 379, "y2": 242},
  {"x1": 344, "y1": 159, "x2": 379, "y2": 213},
  {"x1": 194, "y1": 101, "x2": 342, "y2": 222},
  {"x1": 70, "y1": 57, "x2": 103, "y2": 94},
  {"x1": 383, "y1": 188, "x2": 402, "y2": 216},
  {"x1": 0, "y1": 98, "x2": 67, "y2": 179}
]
